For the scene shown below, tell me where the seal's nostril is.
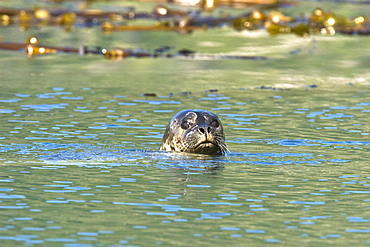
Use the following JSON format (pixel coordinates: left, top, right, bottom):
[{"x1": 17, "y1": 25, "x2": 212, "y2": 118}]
[
  {"x1": 199, "y1": 127, "x2": 205, "y2": 134},
  {"x1": 207, "y1": 127, "x2": 211, "y2": 133}
]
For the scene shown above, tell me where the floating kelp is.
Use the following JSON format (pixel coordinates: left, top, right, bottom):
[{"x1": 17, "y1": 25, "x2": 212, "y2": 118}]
[
  {"x1": 0, "y1": 36, "x2": 102, "y2": 57},
  {"x1": 43, "y1": 0, "x2": 297, "y2": 10},
  {"x1": 244, "y1": 7, "x2": 370, "y2": 36},
  {"x1": 0, "y1": 5, "x2": 148, "y2": 31},
  {"x1": 0, "y1": 3, "x2": 369, "y2": 36},
  {"x1": 0, "y1": 36, "x2": 269, "y2": 61},
  {"x1": 100, "y1": 21, "x2": 207, "y2": 35}
]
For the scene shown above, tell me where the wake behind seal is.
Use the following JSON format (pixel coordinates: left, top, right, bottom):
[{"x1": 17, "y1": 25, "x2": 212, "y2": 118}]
[{"x1": 160, "y1": 109, "x2": 228, "y2": 155}]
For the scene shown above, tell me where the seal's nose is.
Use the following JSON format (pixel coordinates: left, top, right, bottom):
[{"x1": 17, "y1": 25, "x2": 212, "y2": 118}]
[{"x1": 198, "y1": 127, "x2": 211, "y2": 135}]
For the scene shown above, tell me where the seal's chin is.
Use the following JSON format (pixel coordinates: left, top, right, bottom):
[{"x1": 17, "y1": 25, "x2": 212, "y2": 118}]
[{"x1": 192, "y1": 141, "x2": 220, "y2": 154}]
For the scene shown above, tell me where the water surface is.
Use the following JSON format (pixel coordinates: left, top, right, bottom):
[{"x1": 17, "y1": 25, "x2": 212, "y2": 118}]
[{"x1": 1, "y1": 0, "x2": 370, "y2": 246}]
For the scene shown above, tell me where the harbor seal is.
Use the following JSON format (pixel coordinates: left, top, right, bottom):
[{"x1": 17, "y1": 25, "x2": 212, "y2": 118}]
[{"x1": 160, "y1": 109, "x2": 228, "y2": 155}]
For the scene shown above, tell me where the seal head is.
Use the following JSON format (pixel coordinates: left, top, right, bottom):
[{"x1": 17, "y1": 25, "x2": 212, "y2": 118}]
[{"x1": 160, "y1": 109, "x2": 228, "y2": 155}]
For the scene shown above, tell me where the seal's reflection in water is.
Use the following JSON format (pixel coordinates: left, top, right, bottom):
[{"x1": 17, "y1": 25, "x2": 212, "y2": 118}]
[
  {"x1": 158, "y1": 152, "x2": 226, "y2": 199},
  {"x1": 169, "y1": 153, "x2": 224, "y2": 169},
  {"x1": 159, "y1": 152, "x2": 226, "y2": 179}
]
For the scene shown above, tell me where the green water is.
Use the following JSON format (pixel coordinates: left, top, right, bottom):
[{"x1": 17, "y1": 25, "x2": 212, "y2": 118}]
[{"x1": 1, "y1": 0, "x2": 370, "y2": 246}]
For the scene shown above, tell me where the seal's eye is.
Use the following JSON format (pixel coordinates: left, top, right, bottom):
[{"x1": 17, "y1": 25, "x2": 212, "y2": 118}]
[
  {"x1": 211, "y1": 120, "x2": 219, "y2": 128},
  {"x1": 181, "y1": 121, "x2": 190, "y2": 129}
]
